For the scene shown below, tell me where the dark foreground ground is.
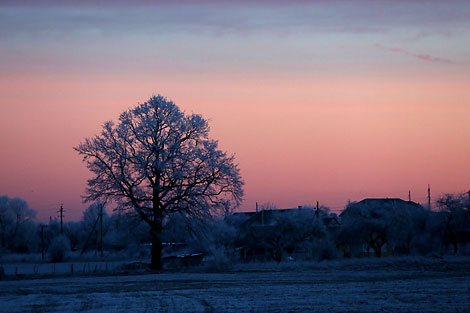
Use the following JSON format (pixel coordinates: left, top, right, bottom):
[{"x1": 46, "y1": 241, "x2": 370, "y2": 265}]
[{"x1": 0, "y1": 257, "x2": 469, "y2": 312}]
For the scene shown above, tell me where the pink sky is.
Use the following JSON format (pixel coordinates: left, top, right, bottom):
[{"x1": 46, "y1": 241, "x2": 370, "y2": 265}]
[{"x1": 1, "y1": 1, "x2": 469, "y2": 221}]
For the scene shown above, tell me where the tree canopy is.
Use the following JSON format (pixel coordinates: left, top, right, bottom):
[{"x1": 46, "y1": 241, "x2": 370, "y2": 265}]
[{"x1": 75, "y1": 95, "x2": 244, "y2": 268}]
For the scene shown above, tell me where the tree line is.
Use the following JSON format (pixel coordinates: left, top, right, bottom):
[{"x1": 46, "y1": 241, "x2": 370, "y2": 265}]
[{"x1": 1, "y1": 193, "x2": 469, "y2": 264}]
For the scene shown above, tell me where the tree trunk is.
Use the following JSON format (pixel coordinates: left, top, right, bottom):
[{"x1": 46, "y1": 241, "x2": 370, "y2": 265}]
[
  {"x1": 446, "y1": 221, "x2": 458, "y2": 256},
  {"x1": 368, "y1": 234, "x2": 384, "y2": 257},
  {"x1": 150, "y1": 182, "x2": 163, "y2": 270},
  {"x1": 375, "y1": 245, "x2": 382, "y2": 257},
  {"x1": 1, "y1": 228, "x2": 4, "y2": 249},
  {"x1": 150, "y1": 230, "x2": 163, "y2": 270},
  {"x1": 452, "y1": 241, "x2": 458, "y2": 256}
]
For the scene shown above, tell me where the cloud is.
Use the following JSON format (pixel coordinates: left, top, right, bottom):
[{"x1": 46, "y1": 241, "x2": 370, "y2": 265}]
[
  {"x1": 0, "y1": 0, "x2": 365, "y2": 7},
  {"x1": 1, "y1": 1, "x2": 469, "y2": 47},
  {"x1": 375, "y1": 44, "x2": 455, "y2": 65}
]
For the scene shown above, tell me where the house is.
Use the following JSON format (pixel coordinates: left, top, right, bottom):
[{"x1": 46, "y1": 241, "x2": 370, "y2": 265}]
[
  {"x1": 339, "y1": 198, "x2": 426, "y2": 257},
  {"x1": 231, "y1": 207, "x2": 341, "y2": 261},
  {"x1": 344, "y1": 198, "x2": 423, "y2": 211},
  {"x1": 322, "y1": 214, "x2": 341, "y2": 230},
  {"x1": 225, "y1": 211, "x2": 257, "y2": 227}
]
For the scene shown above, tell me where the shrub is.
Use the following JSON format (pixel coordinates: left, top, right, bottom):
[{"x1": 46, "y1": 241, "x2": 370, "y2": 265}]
[
  {"x1": 306, "y1": 239, "x2": 339, "y2": 261},
  {"x1": 203, "y1": 246, "x2": 233, "y2": 272},
  {"x1": 48, "y1": 235, "x2": 70, "y2": 262}
]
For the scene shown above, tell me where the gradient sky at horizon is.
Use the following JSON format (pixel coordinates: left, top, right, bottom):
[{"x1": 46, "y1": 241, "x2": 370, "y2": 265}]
[{"x1": 1, "y1": 0, "x2": 469, "y2": 221}]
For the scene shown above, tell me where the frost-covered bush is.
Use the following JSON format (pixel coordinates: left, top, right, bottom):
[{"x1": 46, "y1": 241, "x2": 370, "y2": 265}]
[
  {"x1": 105, "y1": 212, "x2": 150, "y2": 250},
  {"x1": 162, "y1": 213, "x2": 237, "y2": 254},
  {"x1": 48, "y1": 235, "x2": 70, "y2": 262},
  {"x1": 203, "y1": 246, "x2": 233, "y2": 272},
  {"x1": 306, "y1": 239, "x2": 339, "y2": 261}
]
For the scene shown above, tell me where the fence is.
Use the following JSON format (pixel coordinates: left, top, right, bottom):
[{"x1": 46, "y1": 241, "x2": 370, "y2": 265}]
[{"x1": 0, "y1": 261, "x2": 128, "y2": 276}]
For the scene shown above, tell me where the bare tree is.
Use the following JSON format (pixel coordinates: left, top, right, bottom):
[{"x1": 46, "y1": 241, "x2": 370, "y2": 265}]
[
  {"x1": 75, "y1": 95, "x2": 243, "y2": 269},
  {"x1": 437, "y1": 193, "x2": 470, "y2": 255}
]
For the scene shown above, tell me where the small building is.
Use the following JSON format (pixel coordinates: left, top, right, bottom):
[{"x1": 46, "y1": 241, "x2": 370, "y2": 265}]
[
  {"x1": 339, "y1": 198, "x2": 425, "y2": 257},
  {"x1": 231, "y1": 207, "x2": 340, "y2": 261}
]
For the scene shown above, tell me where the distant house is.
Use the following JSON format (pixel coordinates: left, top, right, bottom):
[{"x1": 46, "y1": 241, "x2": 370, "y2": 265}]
[
  {"x1": 233, "y1": 207, "x2": 341, "y2": 231},
  {"x1": 322, "y1": 214, "x2": 341, "y2": 230},
  {"x1": 241, "y1": 208, "x2": 303, "y2": 228},
  {"x1": 343, "y1": 198, "x2": 423, "y2": 211},
  {"x1": 339, "y1": 198, "x2": 426, "y2": 257},
  {"x1": 231, "y1": 207, "x2": 340, "y2": 261}
]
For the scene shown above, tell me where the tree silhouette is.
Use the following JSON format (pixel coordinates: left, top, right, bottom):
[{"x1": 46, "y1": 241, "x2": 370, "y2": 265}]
[{"x1": 75, "y1": 95, "x2": 243, "y2": 269}]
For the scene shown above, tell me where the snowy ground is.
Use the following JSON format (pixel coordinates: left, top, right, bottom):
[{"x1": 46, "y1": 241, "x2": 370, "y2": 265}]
[{"x1": 0, "y1": 258, "x2": 469, "y2": 312}]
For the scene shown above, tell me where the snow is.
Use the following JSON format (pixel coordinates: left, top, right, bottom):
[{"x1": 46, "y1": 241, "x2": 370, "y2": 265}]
[{"x1": 0, "y1": 257, "x2": 469, "y2": 312}]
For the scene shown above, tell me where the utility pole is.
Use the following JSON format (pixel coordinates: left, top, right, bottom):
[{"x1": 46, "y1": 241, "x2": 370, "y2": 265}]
[
  {"x1": 315, "y1": 201, "x2": 319, "y2": 217},
  {"x1": 99, "y1": 204, "x2": 103, "y2": 257},
  {"x1": 256, "y1": 202, "x2": 258, "y2": 213},
  {"x1": 40, "y1": 225, "x2": 47, "y2": 260},
  {"x1": 427, "y1": 185, "x2": 431, "y2": 210},
  {"x1": 58, "y1": 204, "x2": 64, "y2": 234},
  {"x1": 408, "y1": 190, "x2": 411, "y2": 202}
]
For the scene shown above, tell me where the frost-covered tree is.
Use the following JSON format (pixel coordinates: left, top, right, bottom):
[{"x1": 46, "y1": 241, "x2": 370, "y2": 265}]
[
  {"x1": 0, "y1": 196, "x2": 13, "y2": 249},
  {"x1": 339, "y1": 202, "x2": 390, "y2": 257},
  {"x1": 0, "y1": 195, "x2": 37, "y2": 252},
  {"x1": 436, "y1": 193, "x2": 470, "y2": 255},
  {"x1": 339, "y1": 199, "x2": 426, "y2": 257},
  {"x1": 82, "y1": 201, "x2": 108, "y2": 229},
  {"x1": 105, "y1": 211, "x2": 150, "y2": 250},
  {"x1": 238, "y1": 209, "x2": 328, "y2": 262},
  {"x1": 75, "y1": 95, "x2": 243, "y2": 269}
]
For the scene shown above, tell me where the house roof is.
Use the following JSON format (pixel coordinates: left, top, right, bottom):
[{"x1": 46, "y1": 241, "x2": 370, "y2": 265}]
[
  {"x1": 237, "y1": 207, "x2": 340, "y2": 229},
  {"x1": 322, "y1": 215, "x2": 341, "y2": 226},
  {"x1": 357, "y1": 198, "x2": 421, "y2": 207},
  {"x1": 242, "y1": 208, "x2": 308, "y2": 226},
  {"x1": 340, "y1": 198, "x2": 424, "y2": 217},
  {"x1": 232, "y1": 211, "x2": 257, "y2": 218},
  {"x1": 225, "y1": 211, "x2": 258, "y2": 226}
]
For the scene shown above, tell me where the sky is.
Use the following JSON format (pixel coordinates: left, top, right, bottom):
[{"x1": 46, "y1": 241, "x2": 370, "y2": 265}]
[{"x1": 1, "y1": 0, "x2": 469, "y2": 221}]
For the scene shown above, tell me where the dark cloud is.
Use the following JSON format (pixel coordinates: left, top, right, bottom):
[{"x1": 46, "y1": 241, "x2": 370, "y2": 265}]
[
  {"x1": 0, "y1": 0, "x2": 347, "y2": 7},
  {"x1": 1, "y1": 1, "x2": 469, "y2": 41}
]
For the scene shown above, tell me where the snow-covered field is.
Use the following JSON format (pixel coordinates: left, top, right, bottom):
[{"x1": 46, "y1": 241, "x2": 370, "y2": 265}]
[{"x1": 1, "y1": 257, "x2": 469, "y2": 312}]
